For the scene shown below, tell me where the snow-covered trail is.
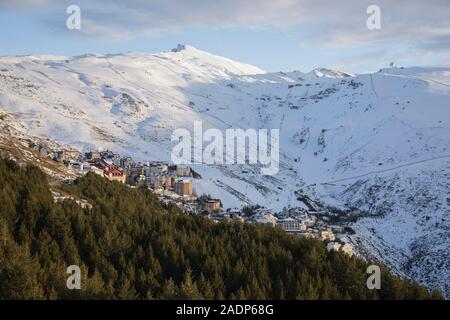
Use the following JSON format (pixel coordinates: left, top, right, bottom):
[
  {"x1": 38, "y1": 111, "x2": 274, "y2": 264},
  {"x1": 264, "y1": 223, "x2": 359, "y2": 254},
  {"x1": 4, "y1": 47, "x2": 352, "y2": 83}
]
[{"x1": 321, "y1": 154, "x2": 450, "y2": 185}]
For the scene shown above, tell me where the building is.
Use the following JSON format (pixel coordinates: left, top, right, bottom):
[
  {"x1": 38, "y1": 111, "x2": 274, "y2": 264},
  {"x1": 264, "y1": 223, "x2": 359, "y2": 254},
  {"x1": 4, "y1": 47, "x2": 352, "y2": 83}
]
[
  {"x1": 341, "y1": 243, "x2": 354, "y2": 257},
  {"x1": 100, "y1": 150, "x2": 115, "y2": 159},
  {"x1": 70, "y1": 162, "x2": 82, "y2": 171},
  {"x1": 86, "y1": 151, "x2": 101, "y2": 160},
  {"x1": 176, "y1": 166, "x2": 191, "y2": 177},
  {"x1": 65, "y1": 149, "x2": 81, "y2": 161},
  {"x1": 149, "y1": 175, "x2": 173, "y2": 188},
  {"x1": 112, "y1": 153, "x2": 121, "y2": 166},
  {"x1": 136, "y1": 174, "x2": 146, "y2": 187},
  {"x1": 326, "y1": 242, "x2": 354, "y2": 257},
  {"x1": 303, "y1": 216, "x2": 317, "y2": 227},
  {"x1": 82, "y1": 163, "x2": 104, "y2": 176},
  {"x1": 161, "y1": 175, "x2": 173, "y2": 187},
  {"x1": 147, "y1": 162, "x2": 169, "y2": 175},
  {"x1": 102, "y1": 163, "x2": 126, "y2": 183},
  {"x1": 130, "y1": 165, "x2": 145, "y2": 178},
  {"x1": 174, "y1": 179, "x2": 193, "y2": 197},
  {"x1": 277, "y1": 218, "x2": 307, "y2": 233},
  {"x1": 148, "y1": 175, "x2": 161, "y2": 188},
  {"x1": 203, "y1": 199, "x2": 221, "y2": 213},
  {"x1": 302, "y1": 232, "x2": 319, "y2": 239},
  {"x1": 320, "y1": 229, "x2": 336, "y2": 241},
  {"x1": 251, "y1": 212, "x2": 277, "y2": 227},
  {"x1": 120, "y1": 156, "x2": 134, "y2": 172},
  {"x1": 229, "y1": 214, "x2": 245, "y2": 223}
]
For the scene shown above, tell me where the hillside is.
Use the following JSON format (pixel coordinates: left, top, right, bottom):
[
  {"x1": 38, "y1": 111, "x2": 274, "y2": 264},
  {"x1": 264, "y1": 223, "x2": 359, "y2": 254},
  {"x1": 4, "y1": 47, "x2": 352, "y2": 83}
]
[
  {"x1": 0, "y1": 45, "x2": 449, "y2": 294},
  {"x1": 0, "y1": 157, "x2": 441, "y2": 299}
]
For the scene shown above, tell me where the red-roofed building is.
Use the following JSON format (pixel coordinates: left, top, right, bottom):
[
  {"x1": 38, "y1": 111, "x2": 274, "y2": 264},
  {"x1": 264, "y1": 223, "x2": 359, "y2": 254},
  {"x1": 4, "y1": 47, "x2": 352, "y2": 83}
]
[
  {"x1": 103, "y1": 163, "x2": 126, "y2": 183},
  {"x1": 89, "y1": 160, "x2": 126, "y2": 183}
]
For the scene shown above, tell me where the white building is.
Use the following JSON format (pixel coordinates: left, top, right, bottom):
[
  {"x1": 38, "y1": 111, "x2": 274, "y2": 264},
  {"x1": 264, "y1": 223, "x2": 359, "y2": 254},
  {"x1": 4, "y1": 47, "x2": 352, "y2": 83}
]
[
  {"x1": 77, "y1": 163, "x2": 103, "y2": 176},
  {"x1": 341, "y1": 243, "x2": 355, "y2": 257},
  {"x1": 320, "y1": 229, "x2": 336, "y2": 241},
  {"x1": 176, "y1": 166, "x2": 191, "y2": 177},
  {"x1": 146, "y1": 163, "x2": 169, "y2": 176},
  {"x1": 303, "y1": 216, "x2": 317, "y2": 227},
  {"x1": 326, "y1": 242, "x2": 354, "y2": 257},
  {"x1": 277, "y1": 218, "x2": 307, "y2": 233},
  {"x1": 251, "y1": 212, "x2": 277, "y2": 227}
]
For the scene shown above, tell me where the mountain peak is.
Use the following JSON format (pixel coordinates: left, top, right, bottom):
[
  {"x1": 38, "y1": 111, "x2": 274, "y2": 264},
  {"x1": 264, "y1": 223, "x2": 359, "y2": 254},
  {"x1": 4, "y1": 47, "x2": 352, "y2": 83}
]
[
  {"x1": 171, "y1": 44, "x2": 195, "y2": 53},
  {"x1": 166, "y1": 44, "x2": 265, "y2": 75}
]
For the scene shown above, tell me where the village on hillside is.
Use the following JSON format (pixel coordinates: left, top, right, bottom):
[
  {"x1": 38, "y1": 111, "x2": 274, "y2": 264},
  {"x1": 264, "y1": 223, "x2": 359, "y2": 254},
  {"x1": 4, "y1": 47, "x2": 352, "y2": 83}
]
[{"x1": 28, "y1": 140, "x2": 356, "y2": 257}]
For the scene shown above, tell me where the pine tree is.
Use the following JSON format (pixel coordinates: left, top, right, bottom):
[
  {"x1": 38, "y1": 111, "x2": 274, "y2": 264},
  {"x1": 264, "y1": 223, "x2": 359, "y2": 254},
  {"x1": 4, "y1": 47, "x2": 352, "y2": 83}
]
[
  {"x1": 117, "y1": 278, "x2": 138, "y2": 300},
  {"x1": 198, "y1": 273, "x2": 215, "y2": 300},
  {"x1": 0, "y1": 239, "x2": 44, "y2": 299},
  {"x1": 161, "y1": 278, "x2": 178, "y2": 299},
  {"x1": 178, "y1": 269, "x2": 203, "y2": 299}
]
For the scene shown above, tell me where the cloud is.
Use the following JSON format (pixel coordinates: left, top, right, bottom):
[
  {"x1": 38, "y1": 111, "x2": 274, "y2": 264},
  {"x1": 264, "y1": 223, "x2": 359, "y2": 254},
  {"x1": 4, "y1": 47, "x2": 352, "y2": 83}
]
[
  {"x1": 1, "y1": 1, "x2": 448, "y2": 39},
  {"x1": 0, "y1": 0, "x2": 449, "y2": 68}
]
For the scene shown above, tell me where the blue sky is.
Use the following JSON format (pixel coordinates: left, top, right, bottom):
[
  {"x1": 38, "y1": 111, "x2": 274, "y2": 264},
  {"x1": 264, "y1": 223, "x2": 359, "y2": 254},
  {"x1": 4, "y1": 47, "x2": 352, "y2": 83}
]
[{"x1": 0, "y1": 0, "x2": 449, "y2": 73}]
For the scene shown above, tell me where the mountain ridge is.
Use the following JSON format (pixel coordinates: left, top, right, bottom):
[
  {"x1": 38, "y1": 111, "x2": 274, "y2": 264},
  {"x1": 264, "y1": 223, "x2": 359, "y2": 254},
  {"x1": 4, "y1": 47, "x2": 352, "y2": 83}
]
[{"x1": 0, "y1": 46, "x2": 449, "y2": 295}]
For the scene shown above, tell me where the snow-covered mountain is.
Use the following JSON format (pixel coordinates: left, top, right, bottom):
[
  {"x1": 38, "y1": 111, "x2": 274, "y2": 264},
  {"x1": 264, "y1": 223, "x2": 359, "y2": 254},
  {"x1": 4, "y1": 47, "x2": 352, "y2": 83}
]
[{"x1": 0, "y1": 45, "x2": 449, "y2": 295}]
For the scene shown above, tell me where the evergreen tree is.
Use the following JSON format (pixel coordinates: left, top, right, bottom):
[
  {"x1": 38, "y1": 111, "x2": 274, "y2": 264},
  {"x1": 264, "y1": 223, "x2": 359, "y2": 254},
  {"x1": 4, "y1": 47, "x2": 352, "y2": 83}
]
[{"x1": 178, "y1": 269, "x2": 203, "y2": 299}]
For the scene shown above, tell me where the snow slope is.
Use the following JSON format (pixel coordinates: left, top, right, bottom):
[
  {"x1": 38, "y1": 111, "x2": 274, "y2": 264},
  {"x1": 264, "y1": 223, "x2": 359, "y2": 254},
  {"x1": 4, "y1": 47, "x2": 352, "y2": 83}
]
[{"x1": 0, "y1": 45, "x2": 449, "y2": 295}]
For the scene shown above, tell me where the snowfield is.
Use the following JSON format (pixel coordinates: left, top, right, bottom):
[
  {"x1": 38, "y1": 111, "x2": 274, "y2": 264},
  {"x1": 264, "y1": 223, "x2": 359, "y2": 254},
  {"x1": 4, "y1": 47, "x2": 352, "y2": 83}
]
[{"x1": 0, "y1": 45, "x2": 449, "y2": 295}]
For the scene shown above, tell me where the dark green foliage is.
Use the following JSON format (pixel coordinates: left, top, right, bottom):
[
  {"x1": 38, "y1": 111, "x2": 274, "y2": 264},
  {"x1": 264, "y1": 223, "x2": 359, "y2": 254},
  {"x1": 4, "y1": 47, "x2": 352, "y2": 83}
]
[{"x1": 0, "y1": 158, "x2": 441, "y2": 300}]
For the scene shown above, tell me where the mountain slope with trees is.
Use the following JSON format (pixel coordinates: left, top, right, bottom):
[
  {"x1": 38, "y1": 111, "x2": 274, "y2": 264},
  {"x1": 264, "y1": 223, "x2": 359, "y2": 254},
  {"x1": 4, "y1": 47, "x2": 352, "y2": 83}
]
[{"x1": 0, "y1": 157, "x2": 442, "y2": 299}]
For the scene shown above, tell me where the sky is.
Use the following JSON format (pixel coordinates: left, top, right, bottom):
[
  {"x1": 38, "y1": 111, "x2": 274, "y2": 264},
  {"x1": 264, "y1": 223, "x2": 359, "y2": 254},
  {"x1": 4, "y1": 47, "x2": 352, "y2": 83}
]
[{"x1": 0, "y1": 0, "x2": 449, "y2": 73}]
